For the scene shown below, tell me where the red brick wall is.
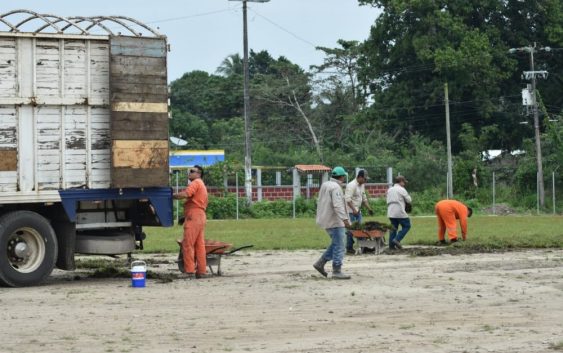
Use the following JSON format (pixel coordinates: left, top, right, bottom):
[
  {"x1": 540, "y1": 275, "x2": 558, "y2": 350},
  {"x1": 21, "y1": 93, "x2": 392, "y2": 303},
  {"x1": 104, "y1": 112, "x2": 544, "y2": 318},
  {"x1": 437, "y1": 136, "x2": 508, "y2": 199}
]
[{"x1": 206, "y1": 183, "x2": 389, "y2": 201}]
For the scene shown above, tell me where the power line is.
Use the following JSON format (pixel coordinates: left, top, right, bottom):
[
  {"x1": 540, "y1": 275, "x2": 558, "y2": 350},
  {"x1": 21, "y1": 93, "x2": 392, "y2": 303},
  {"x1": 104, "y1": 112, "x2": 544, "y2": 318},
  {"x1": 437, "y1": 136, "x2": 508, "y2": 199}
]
[
  {"x1": 144, "y1": 8, "x2": 236, "y2": 25},
  {"x1": 248, "y1": 8, "x2": 317, "y2": 48}
]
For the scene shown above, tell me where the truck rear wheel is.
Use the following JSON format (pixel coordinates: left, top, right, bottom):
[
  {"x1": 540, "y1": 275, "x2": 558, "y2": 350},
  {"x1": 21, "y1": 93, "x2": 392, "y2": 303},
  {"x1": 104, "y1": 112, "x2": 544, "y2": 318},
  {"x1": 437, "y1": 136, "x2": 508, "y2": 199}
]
[{"x1": 0, "y1": 211, "x2": 58, "y2": 287}]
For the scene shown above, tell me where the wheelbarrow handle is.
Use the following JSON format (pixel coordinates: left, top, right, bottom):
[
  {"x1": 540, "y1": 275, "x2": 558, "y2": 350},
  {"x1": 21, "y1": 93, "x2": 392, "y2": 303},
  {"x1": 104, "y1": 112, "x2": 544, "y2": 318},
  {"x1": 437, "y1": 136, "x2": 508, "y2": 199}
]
[
  {"x1": 207, "y1": 245, "x2": 229, "y2": 255},
  {"x1": 227, "y1": 244, "x2": 254, "y2": 255}
]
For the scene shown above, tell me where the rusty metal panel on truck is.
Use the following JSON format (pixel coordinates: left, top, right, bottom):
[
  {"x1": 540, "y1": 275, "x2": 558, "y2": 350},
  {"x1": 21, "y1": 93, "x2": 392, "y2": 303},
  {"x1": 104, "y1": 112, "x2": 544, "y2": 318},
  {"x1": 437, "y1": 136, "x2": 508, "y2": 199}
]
[{"x1": 109, "y1": 36, "x2": 169, "y2": 188}]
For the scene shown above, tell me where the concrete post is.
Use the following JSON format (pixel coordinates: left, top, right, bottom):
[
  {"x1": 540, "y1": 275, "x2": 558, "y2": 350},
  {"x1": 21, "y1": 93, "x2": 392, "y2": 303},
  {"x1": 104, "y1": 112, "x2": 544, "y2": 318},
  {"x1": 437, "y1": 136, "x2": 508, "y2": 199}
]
[
  {"x1": 306, "y1": 174, "x2": 313, "y2": 199},
  {"x1": 256, "y1": 168, "x2": 262, "y2": 201},
  {"x1": 275, "y1": 171, "x2": 281, "y2": 186},
  {"x1": 292, "y1": 168, "x2": 300, "y2": 200}
]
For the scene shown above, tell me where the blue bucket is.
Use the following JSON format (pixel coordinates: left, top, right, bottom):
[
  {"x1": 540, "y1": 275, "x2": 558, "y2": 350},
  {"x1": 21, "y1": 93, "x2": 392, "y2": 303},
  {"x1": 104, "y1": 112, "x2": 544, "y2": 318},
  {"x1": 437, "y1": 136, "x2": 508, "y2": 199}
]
[{"x1": 131, "y1": 260, "x2": 147, "y2": 288}]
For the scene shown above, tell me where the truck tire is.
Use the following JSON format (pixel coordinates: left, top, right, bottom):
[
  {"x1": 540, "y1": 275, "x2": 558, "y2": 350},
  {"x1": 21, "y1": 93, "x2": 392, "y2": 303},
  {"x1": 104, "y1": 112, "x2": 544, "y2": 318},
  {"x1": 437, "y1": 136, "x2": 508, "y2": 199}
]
[{"x1": 0, "y1": 211, "x2": 58, "y2": 287}]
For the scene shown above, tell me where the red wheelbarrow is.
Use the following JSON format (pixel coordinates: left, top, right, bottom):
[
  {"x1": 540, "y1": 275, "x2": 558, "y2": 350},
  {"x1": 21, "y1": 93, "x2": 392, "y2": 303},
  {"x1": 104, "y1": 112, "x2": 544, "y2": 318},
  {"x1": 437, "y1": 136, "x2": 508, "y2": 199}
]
[
  {"x1": 350, "y1": 229, "x2": 387, "y2": 255},
  {"x1": 176, "y1": 239, "x2": 253, "y2": 276}
]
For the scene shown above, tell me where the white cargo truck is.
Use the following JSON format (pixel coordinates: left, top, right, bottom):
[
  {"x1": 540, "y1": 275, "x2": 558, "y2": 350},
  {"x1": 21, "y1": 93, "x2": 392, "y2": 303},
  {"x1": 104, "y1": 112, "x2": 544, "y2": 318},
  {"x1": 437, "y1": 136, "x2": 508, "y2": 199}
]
[{"x1": 0, "y1": 10, "x2": 173, "y2": 286}]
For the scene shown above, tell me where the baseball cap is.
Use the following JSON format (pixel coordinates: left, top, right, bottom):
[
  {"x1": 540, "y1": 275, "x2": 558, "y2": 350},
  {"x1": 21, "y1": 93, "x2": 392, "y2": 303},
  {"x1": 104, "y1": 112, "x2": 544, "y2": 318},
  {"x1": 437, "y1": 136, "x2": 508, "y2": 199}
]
[
  {"x1": 395, "y1": 175, "x2": 408, "y2": 184},
  {"x1": 357, "y1": 169, "x2": 368, "y2": 180},
  {"x1": 331, "y1": 166, "x2": 347, "y2": 177}
]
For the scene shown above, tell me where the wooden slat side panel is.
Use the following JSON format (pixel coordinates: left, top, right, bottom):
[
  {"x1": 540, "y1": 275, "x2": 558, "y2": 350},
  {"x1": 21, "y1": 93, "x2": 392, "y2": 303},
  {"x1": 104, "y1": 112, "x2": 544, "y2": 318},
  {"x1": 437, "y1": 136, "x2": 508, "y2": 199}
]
[
  {"x1": 110, "y1": 37, "x2": 166, "y2": 58},
  {"x1": 63, "y1": 107, "x2": 86, "y2": 188},
  {"x1": 111, "y1": 169, "x2": 169, "y2": 189},
  {"x1": 110, "y1": 93, "x2": 168, "y2": 104},
  {"x1": 0, "y1": 171, "x2": 17, "y2": 192},
  {"x1": 0, "y1": 106, "x2": 17, "y2": 148},
  {"x1": 90, "y1": 150, "x2": 110, "y2": 189},
  {"x1": 90, "y1": 107, "x2": 111, "y2": 150},
  {"x1": 0, "y1": 37, "x2": 17, "y2": 98},
  {"x1": 111, "y1": 75, "x2": 167, "y2": 86},
  {"x1": 111, "y1": 112, "x2": 168, "y2": 140},
  {"x1": 111, "y1": 80, "x2": 167, "y2": 95},
  {"x1": 90, "y1": 41, "x2": 110, "y2": 104},
  {"x1": 110, "y1": 36, "x2": 168, "y2": 188},
  {"x1": 35, "y1": 39, "x2": 60, "y2": 98},
  {"x1": 110, "y1": 56, "x2": 167, "y2": 76},
  {"x1": 36, "y1": 106, "x2": 61, "y2": 150},
  {"x1": 64, "y1": 150, "x2": 87, "y2": 188},
  {"x1": 36, "y1": 106, "x2": 61, "y2": 190},
  {"x1": 65, "y1": 107, "x2": 87, "y2": 150},
  {"x1": 63, "y1": 40, "x2": 87, "y2": 99},
  {"x1": 90, "y1": 107, "x2": 111, "y2": 188},
  {"x1": 37, "y1": 150, "x2": 60, "y2": 190}
]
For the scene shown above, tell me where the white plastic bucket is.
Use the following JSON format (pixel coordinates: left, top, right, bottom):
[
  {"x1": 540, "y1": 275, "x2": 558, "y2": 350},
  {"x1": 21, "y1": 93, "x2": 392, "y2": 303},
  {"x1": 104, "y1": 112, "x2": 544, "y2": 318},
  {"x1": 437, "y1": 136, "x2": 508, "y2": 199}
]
[{"x1": 131, "y1": 260, "x2": 147, "y2": 288}]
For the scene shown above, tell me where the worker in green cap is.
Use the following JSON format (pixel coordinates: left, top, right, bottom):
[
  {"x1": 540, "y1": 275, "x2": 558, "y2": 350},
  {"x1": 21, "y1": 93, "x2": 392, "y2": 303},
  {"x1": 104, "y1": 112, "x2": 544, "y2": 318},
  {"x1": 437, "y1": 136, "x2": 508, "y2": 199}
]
[{"x1": 313, "y1": 166, "x2": 352, "y2": 280}]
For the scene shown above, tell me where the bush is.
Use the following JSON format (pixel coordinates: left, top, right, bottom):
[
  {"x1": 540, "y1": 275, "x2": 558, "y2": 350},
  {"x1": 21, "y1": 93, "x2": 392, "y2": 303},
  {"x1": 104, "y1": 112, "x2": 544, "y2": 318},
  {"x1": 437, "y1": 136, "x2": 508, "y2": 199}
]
[
  {"x1": 205, "y1": 195, "x2": 317, "y2": 219},
  {"x1": 206, "y1": 194, "x2": 241, "y2": 219}
]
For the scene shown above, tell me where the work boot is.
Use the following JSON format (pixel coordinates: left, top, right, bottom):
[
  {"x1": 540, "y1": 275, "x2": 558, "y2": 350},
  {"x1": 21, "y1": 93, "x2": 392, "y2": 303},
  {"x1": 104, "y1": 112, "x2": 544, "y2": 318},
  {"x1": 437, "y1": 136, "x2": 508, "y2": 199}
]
[
  {"x1": 313, "y1": 257, "x2": 328, "y2": 277},
  {"x1": 332, "y1": 266, "x2": 351, "y2": 280},
  {"x1": 392, "y1": 239, "x2": 403, "y2": 249}
]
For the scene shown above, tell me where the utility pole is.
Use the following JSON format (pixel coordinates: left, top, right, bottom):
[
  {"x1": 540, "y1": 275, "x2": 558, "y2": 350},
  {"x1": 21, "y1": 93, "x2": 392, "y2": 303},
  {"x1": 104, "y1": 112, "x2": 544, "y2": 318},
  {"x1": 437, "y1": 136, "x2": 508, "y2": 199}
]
[
  {"x1": 444, "y1": 82, "x2": 453, "y2": 199},
  {"x1": 242, "y1": 0, "x2": 252, "y2": 204},
  {"x1": 231, "y1": 0, "x2": 271, "y2": 204},
  {"x1": 509, "y1": 43, "x2": 550, "y2": 207},
  {"x1": 529, "y1": 44, "x2": 545, "y2": 208}
]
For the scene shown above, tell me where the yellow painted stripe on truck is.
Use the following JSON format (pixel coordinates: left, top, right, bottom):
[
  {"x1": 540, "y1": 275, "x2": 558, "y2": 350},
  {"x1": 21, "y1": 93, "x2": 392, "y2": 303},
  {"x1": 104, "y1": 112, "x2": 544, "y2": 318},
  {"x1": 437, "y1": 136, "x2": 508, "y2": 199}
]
[{"x1": 112, "y1": 102, "x2": 168, "y2": 113}]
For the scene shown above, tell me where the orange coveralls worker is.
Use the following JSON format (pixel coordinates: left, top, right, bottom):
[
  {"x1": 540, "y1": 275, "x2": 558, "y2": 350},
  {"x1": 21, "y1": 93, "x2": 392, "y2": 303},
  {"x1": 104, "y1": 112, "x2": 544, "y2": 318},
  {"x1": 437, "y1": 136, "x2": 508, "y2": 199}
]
[
  {"x1": 435, "y1": 200, "x2": 470, "y2": 241},
  {"x1": 181, "y1": 177, "x2": 208, "y2": 275}
]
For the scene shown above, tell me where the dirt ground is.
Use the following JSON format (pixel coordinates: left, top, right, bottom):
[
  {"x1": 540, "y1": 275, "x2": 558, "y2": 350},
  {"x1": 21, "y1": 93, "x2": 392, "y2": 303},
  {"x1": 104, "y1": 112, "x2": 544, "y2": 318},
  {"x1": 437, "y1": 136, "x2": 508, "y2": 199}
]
[{"x1": 1, "y1": 248, "x2": 562, "y2": 353}]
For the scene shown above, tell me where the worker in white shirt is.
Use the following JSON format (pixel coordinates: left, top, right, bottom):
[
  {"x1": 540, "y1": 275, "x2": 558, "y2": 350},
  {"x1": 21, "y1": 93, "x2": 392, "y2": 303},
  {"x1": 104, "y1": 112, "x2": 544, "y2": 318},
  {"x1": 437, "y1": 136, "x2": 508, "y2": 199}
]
[
  {"x1": 345, "y1": 169, "x2": 374, "y2": 254},
  {"x1": 386, "y1": 175, "x2": 412, "y2": 250}
]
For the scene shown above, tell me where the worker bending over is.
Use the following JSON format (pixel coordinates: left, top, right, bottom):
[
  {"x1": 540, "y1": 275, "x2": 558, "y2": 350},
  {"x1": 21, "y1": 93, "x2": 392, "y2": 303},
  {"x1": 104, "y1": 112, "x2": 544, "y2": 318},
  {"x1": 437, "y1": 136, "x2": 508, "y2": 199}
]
[{"x1": 434, "y1": 199, "x2": 473, "y2": 244}]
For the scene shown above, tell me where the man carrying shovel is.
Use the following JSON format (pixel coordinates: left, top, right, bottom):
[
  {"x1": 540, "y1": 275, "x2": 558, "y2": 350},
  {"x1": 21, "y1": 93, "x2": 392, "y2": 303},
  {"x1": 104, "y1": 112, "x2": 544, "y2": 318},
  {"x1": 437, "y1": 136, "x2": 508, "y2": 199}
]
[{"x1": 313, "y1": 166, "x2": 352, "y2": 280}]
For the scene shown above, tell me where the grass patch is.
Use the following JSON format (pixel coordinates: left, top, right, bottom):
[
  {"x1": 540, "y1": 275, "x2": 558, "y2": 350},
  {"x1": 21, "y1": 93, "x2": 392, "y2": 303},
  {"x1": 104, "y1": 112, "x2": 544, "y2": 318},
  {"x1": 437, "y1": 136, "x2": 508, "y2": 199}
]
[{"x1": 142, "y1": 215, "x2": 563, "y2": 253}]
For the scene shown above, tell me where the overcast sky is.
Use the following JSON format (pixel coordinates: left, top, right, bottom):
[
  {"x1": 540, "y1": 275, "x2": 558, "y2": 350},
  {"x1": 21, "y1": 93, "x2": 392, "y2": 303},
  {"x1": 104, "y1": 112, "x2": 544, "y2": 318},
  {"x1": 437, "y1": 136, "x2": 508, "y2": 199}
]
[{"x1": 4, "y1": 1, "x2": 381, "y2": 81}]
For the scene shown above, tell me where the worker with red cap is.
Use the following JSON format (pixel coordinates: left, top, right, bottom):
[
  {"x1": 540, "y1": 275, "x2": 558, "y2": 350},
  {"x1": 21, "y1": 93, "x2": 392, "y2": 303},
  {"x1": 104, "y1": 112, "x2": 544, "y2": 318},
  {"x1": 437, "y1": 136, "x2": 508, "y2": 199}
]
[
  {"x1": 435, "y1": 199, "x2": 473, "y2": 244},
  {"x1": 174, "y1": 165, "x2": 209, "y2": 278}
]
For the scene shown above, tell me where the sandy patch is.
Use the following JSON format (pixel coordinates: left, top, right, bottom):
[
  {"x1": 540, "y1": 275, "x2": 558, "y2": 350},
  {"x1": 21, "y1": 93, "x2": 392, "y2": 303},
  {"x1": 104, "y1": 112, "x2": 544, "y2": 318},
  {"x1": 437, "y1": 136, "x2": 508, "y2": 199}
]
[{"x1": 1, "y1": 248, "x2": 562, "y2": 353}]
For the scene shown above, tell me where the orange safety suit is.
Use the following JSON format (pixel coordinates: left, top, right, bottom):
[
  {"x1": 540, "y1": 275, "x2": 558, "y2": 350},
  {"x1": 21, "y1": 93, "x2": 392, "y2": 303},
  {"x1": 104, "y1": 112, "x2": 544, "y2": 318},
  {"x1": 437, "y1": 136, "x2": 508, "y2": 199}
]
[
  {"x1": 181, "y1": 178, "x2": 208, "y2": 275},
  {"x1": 435, "y1": 200, "x2": 469, "y2": 241}
]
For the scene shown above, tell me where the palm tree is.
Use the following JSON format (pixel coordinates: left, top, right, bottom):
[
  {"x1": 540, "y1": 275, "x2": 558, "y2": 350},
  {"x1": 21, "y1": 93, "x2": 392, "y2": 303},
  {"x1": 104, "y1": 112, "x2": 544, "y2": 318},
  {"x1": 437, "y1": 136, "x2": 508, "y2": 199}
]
[{"x1": 216, "y1": 53, "x2": 243, "y2": 77}]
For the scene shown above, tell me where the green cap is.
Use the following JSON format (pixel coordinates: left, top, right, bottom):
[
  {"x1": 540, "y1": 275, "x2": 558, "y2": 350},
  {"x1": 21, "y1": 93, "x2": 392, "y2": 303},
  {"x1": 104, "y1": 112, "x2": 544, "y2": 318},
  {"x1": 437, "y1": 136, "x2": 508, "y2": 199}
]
[{"x1": 331, "y1": 166, "x2": 347, "y2": 177}]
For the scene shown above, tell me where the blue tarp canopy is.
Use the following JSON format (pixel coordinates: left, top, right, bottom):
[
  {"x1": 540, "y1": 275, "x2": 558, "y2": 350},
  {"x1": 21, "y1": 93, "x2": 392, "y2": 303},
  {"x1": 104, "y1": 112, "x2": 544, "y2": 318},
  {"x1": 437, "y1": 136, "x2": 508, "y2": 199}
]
[{"x1": 169, "y1": 150, "x2": 224, "y2": 169}]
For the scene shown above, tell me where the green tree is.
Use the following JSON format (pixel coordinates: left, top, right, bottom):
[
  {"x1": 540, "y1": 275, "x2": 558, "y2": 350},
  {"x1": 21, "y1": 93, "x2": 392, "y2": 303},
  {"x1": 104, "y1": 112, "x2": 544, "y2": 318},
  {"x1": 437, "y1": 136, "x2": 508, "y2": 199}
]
[
  {"x1": 357, "y1": 0, "x2": 562, "y2": 151},
  {"x1": 216, "y1": 53, "x2": 243, "y2": 77},
  {"x1": 312, "y1": 39, "x2": 365, "y2": 110},
  {"x1": 169, "y1": 109, "x2": 210, "y2": 148},
  {"x1": 170, "y1": 70, "x2": 242, "y2": 123}
]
